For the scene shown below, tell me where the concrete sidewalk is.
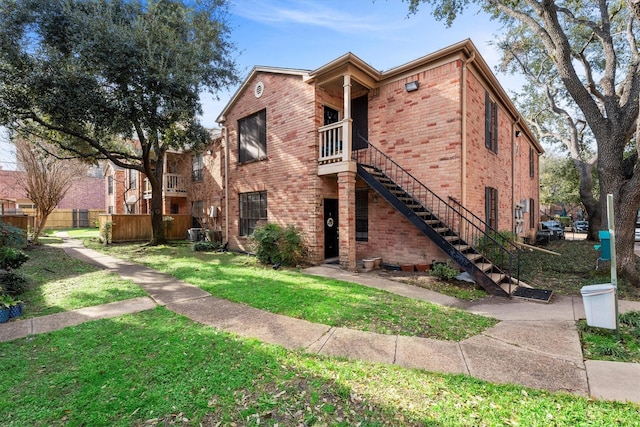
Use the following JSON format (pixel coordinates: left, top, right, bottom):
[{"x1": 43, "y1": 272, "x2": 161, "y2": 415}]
[{"x1": 1, "y1": 237, "x2": 639, "y2": 405}]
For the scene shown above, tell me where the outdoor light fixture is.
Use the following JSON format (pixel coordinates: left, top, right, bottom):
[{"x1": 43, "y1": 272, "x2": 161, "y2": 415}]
[
  {"x1": 405, "y1": 81, "x2": 419, "y2": 92},
  {"x1": 515, "y1": 130, "x2": 522, "y2": 137}
]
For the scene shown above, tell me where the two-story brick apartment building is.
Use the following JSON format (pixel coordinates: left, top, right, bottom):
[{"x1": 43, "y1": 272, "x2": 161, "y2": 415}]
[{"x1": 117, "y1": 40, "x2": 542, "y2": 296}]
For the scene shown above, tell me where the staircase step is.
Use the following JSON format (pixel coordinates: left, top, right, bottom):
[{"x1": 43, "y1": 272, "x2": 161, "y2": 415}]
[
  {"x1": 443, "y1": 235, "x2": 460, "y2": 243},
  {"x1": 453, "y1": 244, "x2": 471, "y2": 252},
  {"x1": 488, "y1": 272, "x2": 507, "y2": 283},
  {"x1": 434, "y1": 227, "x2": 449, "y2": 234},
  {"x1": 475, "y1": 261, "x2": 493, "y2": 272},
  {"x1": 466, "y1": 253, "x2": 483, "y2": 262}
]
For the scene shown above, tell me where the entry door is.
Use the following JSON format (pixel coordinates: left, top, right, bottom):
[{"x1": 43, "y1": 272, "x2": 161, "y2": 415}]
[
  {"x1": 351, "y1": 95, "x2": 368, "y2": 150},
  {"x1": 324, "y1": 199, "x2": 339, "y2": 258}
]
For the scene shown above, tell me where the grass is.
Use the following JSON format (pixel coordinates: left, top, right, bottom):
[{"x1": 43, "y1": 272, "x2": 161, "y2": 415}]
[
  {"x1": 579, "y1": 310, "x2": 640, "y2": 363},
  {"x1": 518, "y1": 239, "x2": 640, "y2": 300},
  {"x1": 1, "y1": 307, "x2": 638, "y2": 426},
  {"x1": 17, "y1": 245, "x2": 147, "y2": 317},
  {"x1": 81, "y1": 240, "x2": 495, "y2": 341}
]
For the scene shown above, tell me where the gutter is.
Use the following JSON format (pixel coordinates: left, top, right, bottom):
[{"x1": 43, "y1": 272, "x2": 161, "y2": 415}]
[
  {"x1": 223, "y1": 125, "x2": 229, "y2": 244},
  {"x1": 461, "y1": 51, "x2": 475, "y2": 206}
]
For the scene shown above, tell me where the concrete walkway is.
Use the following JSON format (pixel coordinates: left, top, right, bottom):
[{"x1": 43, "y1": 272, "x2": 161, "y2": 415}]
[{"x1": 1, "y1": 237, "x2": 639, "y2": 405}]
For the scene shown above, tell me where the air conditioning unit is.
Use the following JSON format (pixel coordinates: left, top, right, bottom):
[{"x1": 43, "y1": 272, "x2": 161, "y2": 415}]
[
  {"x1": 187, "y1": 228, "x2": 204, "y2": 242},
  {"x1": 209, "y1": 206, "x2": 218, "y2": 218},
  {"x1": 521, "y1": 199, "x2": 530, "y2": 213}
]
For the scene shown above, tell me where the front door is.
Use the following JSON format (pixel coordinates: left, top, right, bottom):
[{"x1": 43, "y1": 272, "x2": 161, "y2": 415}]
[{"x1": 324, "y1": 199, "x2": 339, "y2": 258}]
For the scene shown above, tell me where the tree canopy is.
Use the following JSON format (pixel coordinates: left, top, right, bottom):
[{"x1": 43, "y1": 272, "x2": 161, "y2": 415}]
[{"x1": 0, "y1": 0, "x2": 239, "y2": 244}]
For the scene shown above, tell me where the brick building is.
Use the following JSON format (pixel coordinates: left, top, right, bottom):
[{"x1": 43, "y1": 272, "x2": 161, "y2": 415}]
[
  {"x1": 121, "y1": 40, "x2": 543, "y2": 296},
  {"x1": 218, "y1": 39, "x2": 543, "y2": 296}
]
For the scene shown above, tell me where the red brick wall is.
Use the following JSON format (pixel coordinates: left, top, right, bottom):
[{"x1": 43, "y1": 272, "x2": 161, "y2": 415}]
[
  {"x1": 221, "y1": 72, "x2": 325, "y2": 260},
  {"x1": 217, "y1": 57, "x2": 541, "y2": 266},
  {"x1": 464, "y1": 68, "x2": 540, "y2": 239}
]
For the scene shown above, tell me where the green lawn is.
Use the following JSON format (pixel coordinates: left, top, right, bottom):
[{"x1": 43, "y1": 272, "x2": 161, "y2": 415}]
[
  {"x1": 1, "y1": 239, "x2": 639, "y2": 425},
  {"x1": 2, "y1": 307, "x2": 637, "y2": 426},
  {"x1": 17, "y1": 245, "x2": 147, "y2": 317},
  {"x1": 82, "y1": 240, "x2": 495, "y2": 341}
]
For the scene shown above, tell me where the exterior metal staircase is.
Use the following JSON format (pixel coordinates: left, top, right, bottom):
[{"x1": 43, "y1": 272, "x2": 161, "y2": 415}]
[{"x1": 353, "y1": 138, "x2": 522, "y2": 297}]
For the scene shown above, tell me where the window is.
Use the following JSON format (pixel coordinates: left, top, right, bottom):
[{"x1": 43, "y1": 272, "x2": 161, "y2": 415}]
[
  {"x1": 529, "y1": 198, "x2": 536, "y2": 229},
  {"x1": 485, "y1": 92, "x2": 498, "y2": 153},
  {"x1": 485, "y1": 187, "x2": 498, "y2": 230},
  {"x1": 108, "y1": 206, "x2": 113, "y2": 214},
  {"x1": 126, "y1": 203, "x2": 135, "y2": 214},
  {"x1": 108, "y1": 176, "x2": 113, "y2": 194},
  {"x1": 239, "y1": 191, "x2": 267, "y2": 236},
  {"x1": 171, "y1": 204, "x2": 179, "y2": 215},
  {"x1": 356, "y1": 189, "x2": 368, "y2": 241},
  {"x1": 192, "y1": 153, "x2": 203, "y2": 182},
  {"x1": 129, "y1": 169, "x2": 137, "y2": 189},
  {"x1": 529, "y1": 147, "x2": 535, "y2": 178},
  {"x1": 238, "y1": 109, "x2": 266, "y2": 163}
]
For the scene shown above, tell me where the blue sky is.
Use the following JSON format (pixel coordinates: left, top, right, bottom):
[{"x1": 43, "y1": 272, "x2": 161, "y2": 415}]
[
  {"x1": 0, "y1": 0, "x2": 520, "y2": 169},
  {"x1": 199, "y1": 0, "x2": 521, "y2": 127}
]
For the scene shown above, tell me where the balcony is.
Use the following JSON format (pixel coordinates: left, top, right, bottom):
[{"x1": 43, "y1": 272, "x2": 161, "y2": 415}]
[
  {"x1": 143, "y1": 174, "x2": 188, "y2": 199},
  {"x1": 318, "y1": 120, "x2": 355, "y2": 175}
]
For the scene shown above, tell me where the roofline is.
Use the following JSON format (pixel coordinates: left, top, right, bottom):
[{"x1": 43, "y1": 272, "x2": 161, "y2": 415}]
[
  {"x1": 216, "y1": 66, "x2": 309, "y2": 123},
  {"x1": 216, "y1": 40, "x2": 543, "y2": 154}
]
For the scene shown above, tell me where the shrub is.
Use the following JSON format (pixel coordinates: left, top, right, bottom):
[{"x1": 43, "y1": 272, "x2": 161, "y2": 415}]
[
  {"x1": 429, "y1": 261, "x2": 459, "y2": 280},
  {"x1": 0, "y1": 271, "x2": 29, "y2": 296},
  {"x1": 250, "y1": 223, "x2": 306, "y2": 266},
  {"x1": 0, "y1": 247, "x2": 29, "y2": 270},
  {"x1": 100, "y1": 221, "x2": 113, "y2": 245},
  {"x1": 0, "y1": 221, "x2": 26, "y2": 247},
  {"x1": 192, "y1": 241, "x2": 222, "y2": 252}
]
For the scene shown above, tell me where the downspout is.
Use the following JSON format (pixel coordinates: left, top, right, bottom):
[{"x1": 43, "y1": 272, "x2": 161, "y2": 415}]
[
  {"x1": 513, "y1": 117, "x2": 521, "y2": 235},
  {"x1": 223, "y1": 124, "x2": 229, "y2": 244},
  {"x1": 461, "y1": 51, "x2": 475, "y2": 206}
]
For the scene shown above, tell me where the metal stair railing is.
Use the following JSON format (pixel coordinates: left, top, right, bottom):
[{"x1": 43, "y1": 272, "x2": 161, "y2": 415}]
[{"x1": 352, "y1": 136, "x2": 520, "y2": 289}]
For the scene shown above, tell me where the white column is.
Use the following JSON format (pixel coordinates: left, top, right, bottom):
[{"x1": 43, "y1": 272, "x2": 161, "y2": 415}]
[{"x1": 342, "y1": 74, "x2": 352, "y2": 162}]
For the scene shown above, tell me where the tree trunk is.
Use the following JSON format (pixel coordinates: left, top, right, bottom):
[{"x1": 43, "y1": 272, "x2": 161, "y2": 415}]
[
  {"x1": 33, "y1": 209, "x2": 52, "y2": 245},
  {"x1": 573, "y1": 159, "x2": 600, "y2": 241},
  {"x1": 148, "y1": 152, "x2": 167, "y2": 246},
  {"x1": 598, "y1": 140, "x2": 640, "y2": 284}
]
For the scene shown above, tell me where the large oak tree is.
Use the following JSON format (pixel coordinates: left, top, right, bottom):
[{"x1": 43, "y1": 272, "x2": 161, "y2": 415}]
[
  {"x1": 0, "y1": 0, "x2": 239, "y2": 244},
  {"x1": 406, "y1": 0, "x2": 640, "y2": 282}
]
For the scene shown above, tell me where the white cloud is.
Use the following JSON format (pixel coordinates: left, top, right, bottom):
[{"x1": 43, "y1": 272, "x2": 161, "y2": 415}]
[{"x1": 231, "y1": 0, "x2": 399, "y2": 34}]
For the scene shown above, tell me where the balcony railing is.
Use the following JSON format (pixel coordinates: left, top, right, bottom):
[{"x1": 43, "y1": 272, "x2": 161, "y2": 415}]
[
  {"x1": 143, "y1": 173, "x2": 187, "y2": 199},
  {"x1": 318, "y1": 120, "x2": 349, "y2": 164}
]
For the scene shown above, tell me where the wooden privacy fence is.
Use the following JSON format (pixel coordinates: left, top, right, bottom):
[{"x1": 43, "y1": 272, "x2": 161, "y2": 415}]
[
  {"x1": 20, "y1": 208, "x2": 103, "y2": 229},
  {"x1": 0, "y1": 215, "x2": 33, "y2": 231},
  {"x1": 99, "y1": 214, "x2": 191, "y2": 242}
]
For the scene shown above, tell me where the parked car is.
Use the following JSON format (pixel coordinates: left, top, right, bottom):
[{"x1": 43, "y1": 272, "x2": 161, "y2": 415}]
[
  {"x1": 535, "y1": 221, "x2": 565, "y2": 245},
  {"x1": 572, "y1": 220, "x2": 589, "y2": 233},
  {"x1": 542, "y1": 220, "x2": 565, "y2": 239}
]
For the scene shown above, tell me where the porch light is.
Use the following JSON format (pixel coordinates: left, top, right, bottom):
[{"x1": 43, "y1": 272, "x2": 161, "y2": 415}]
[
  {"x1": 405, "y1": 81, "x2": 419, "y2": 92},
  {"x1": 515, "y1": 130, "x2": 522, "y2": 137}
]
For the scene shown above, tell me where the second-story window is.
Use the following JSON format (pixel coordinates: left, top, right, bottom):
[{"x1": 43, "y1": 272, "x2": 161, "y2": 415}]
[
  {"x1": 529, "y1": 147, "x2": 535, "y2": 178},
  {"x1": 108, "y1": 176, "x2": 113, "y2": 194},
  {"x1": 485, "y1": 92, "x2": 498, "y2": 153},
  {"x1": 238, "y1": 109, "x2": 266, "y2": 163},
  {"x1": 192, "y1": 153, "x2": 203, "y2": 182}
]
